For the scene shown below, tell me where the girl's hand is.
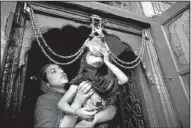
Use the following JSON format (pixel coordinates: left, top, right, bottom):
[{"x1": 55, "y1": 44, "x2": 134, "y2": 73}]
[
  {"x1": 100, "y1": 47, "x2": 110, "y2": 62},
  {"x1": 76, "y1": 107, "x2": 97, "y2": 120}
]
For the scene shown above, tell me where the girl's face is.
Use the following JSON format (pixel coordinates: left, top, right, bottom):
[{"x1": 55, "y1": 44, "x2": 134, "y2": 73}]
[
  {"x1": 45, "y1": 64, "x2": 68, "y2": 87},
  {"x1": 86, "y1": 51, "x2": 104, "y2": 68}
]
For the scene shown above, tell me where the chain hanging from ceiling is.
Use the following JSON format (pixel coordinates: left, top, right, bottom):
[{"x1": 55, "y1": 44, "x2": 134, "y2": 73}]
[{"x1": 25, "y1": 4, "x2": 147, "y2": 69}]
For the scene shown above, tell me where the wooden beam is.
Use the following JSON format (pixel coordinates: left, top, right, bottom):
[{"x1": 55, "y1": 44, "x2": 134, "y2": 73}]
[
  {"x1": 65, "y1": 2, "x2": 151, "y2": 25},
  {"x1": 1, "y1": 2, "x2": 27, "y2": 128},
  {"x1": 151, "y1": 22, "x2": 189, "y2": 128},
  {"x1": 1, "y1": 2, "x2": 17, "y2": 78},
  {"x1": 151, "y1": 2, "x2": 190, "y2": 24},
  {"x1": 29, "y1": 2, "x2": 150, "y2": 36}
]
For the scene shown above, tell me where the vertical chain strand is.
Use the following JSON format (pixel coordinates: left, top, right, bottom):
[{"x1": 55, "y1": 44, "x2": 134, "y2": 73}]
[{"x1": 28, "y1": 5, "x2": 146, "y2": 68}]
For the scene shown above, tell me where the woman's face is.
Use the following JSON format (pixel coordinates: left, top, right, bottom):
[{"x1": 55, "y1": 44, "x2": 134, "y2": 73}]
[
  {"x1": 86, "y1": 51, "x2": 104, "y2": 68},
  {"x1": 45, "y1": 64, "x2": 68, "y2": 87}
]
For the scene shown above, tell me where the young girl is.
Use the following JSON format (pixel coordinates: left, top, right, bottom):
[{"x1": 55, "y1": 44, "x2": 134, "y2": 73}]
[{"x1": 58, "y1": 35, "x2": 128, "y2": 128}]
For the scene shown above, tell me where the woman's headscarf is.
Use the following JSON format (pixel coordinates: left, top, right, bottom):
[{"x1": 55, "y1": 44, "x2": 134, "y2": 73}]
[
  {"x1": 38, "y1": 64, "x2": 65, "y2": 96},
  {"x1": 38, "y1": 64, "x2": 53, "y2": 83}
]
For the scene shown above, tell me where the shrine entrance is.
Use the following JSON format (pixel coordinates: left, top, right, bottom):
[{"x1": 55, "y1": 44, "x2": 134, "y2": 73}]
[{"x1": 1, "y1": 2, "x2": 189, "y2": 128}]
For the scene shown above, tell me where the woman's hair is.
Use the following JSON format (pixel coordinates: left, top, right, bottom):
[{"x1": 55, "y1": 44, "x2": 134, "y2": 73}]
[{"x1": 38, "y1": 64, "x2": 53, "y2": 83}]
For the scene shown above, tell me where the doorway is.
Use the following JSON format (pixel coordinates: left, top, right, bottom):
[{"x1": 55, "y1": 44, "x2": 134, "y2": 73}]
[{"x1": 19, "y1": 24, "x2": 139, "y2": 128}]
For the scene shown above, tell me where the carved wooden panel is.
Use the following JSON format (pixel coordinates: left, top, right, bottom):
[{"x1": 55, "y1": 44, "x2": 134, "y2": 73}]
[
  {"x1": 181, "y1": 72, "x2": 190, "y2": 98},
  {"x1": 141, "y1": 29, "x2": 179, "y2": 127},
  {"x1": 165, "y1": 9, "x2": 189, "y2": 71},
  {"x1": 150, "y1": 2, "x2": 190, "y2": 128},
  {"x1": 163, "y1": 8, "x2": 190, "y2": 102},
  {"x1": 1, "y1": 2, "x2": 16, "y2": 75},
  {"x1": 118, "y1": 77, "x2": 145, "y2": 128},
  {"x1": 151, "y1": 2, "x2": 173, "y2": 14},
  {"x1": 1, "y1": 2, "x2": 27, "y2": 128},
  {"x1": 100, "y1": 2, "x2": 145, "y2": 16}
]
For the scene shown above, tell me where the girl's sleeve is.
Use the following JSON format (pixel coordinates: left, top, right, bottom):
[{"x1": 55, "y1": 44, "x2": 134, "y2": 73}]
[
  {"x1": 97, "y1": 75, "x2": 118, "y2": 99},
  {"x1": 69, "y1": 74, "x2": 85, "y2": 85}
]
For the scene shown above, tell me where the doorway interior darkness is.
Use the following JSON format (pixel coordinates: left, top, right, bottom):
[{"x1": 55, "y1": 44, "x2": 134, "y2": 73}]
[{"x1": 19, "y1": 25, "x2": 137, "y2": 128}]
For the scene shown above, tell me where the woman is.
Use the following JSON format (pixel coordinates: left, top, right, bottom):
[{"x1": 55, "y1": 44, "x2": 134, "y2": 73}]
[{"x1": 34, "y1": 64, "x2": 95, "y2": 128}]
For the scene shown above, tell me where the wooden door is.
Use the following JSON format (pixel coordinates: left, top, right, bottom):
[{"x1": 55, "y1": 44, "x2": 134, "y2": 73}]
[{"x1": 150, "y1": 2, "x2": 190, "y2": 128}]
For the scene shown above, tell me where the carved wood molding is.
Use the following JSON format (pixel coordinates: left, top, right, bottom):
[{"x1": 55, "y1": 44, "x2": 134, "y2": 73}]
[
  {"x1": 1, "y1": 2, "x2": 27, "y2": 127},
  {"x1": 65, "y1": 2, "x2": 150, "y2": 24},
  {"x1": 28, "y1": 1, "x2": 147, "y2": 36},
  {"x1": 141, "y1": 29, "x2": 180, "y2": 127},
  {"x1": 134, "y1": 65, "x2": 160, "y2": 127}
]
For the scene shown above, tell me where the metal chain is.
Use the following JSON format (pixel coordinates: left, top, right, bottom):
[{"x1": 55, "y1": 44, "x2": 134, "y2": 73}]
[
  {"x1": 30, "y1": 7, "x2": 86, "y2": 59},
  {"x1": 111, "y1": 44, "x2": 145, "y2": 69},
  {"x1": 109, "y1": 36, "x2": 146, "y2": 65},
  {"x1": 28, "y1": 5, "x2": 146, "y2": 68},
  {"x1": 29, "y1": 7, "x2": 84, "y2": 65},
  {"x1": 110, "y1": 35, "x2": 146, "y2": 69}
]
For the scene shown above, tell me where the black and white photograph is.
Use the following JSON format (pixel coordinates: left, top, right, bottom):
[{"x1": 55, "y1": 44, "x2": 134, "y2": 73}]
[{"x1": 1, "y1": 1, "x2": 190, "y2": 128}]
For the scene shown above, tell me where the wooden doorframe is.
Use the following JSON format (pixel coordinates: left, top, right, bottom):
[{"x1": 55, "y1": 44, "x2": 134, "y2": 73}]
[
  {"x1": 1, "y1": 2, "x2": 27, "y2": 128},
  {"x1": 150, "y1": 2, "x2": 190, "y2": 128}
]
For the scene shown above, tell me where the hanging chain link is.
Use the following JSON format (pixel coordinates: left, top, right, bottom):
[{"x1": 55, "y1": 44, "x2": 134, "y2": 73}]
[
  {"x1": 29, "y1": 6, "x2": 87, "y2": 65},
  {"x1": 110, "y1": 39, "x2": 146, "y2": 69},
  {"x1": 109, "y1": 31, "x2": 147, "y2": 69},
  {"x1": 27, "y1": 5, "x2": 146, "y2": 68},
  {"x1": 30, "y1": 7, "x2": 87, "y2": 59},
  {"x1": 110, "y1": 38, "x2": 145, "y2": 65}
]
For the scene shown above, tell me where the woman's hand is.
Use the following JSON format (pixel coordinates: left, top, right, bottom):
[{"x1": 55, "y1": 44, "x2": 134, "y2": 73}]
[
  {"x1": 73, "y1": 81, "x2": 94, "y2": 107},
  {"x1": 76, "y1": 107, "x2": 97, "y2": 120}
]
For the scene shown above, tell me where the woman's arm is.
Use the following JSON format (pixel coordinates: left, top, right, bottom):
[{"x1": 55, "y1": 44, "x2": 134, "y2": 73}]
[
  {"x1": 59, "y1": 82, "x2": 96, "y2": 128},
  {"x1": 93, "y1": 105, "x2": 116, "y2": 124},
  {"x1": 75, "y1": 105, "x2": 117, "y2": 128},
  {"x1": 58, "y1": 82, "x2": 95, "y2": 115},
  {"x1": 58, "y1": 84, "x2": 79, "y2": 115},
  {"x1": 100, "y1": 48, "x2": 128, "y2": 85}
]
